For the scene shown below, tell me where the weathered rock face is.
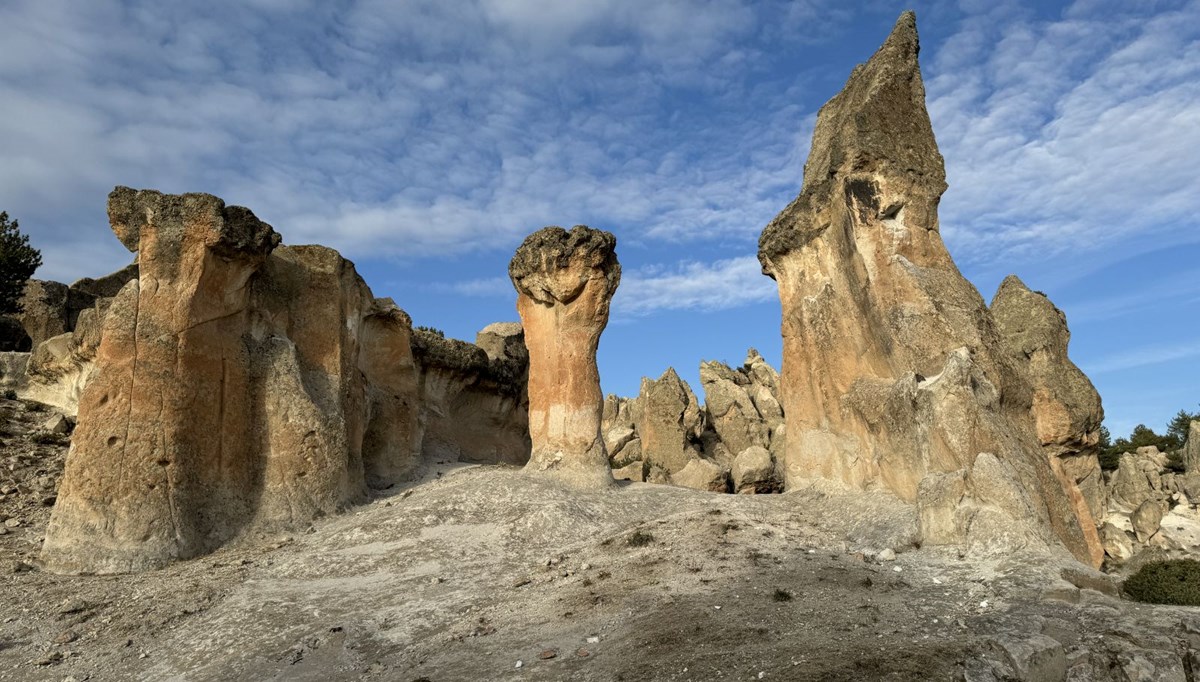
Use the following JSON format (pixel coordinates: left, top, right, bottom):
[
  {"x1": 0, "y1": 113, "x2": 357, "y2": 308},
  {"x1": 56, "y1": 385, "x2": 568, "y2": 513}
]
[
  {"x1": 755, "y1": 13, "x2": 1098, "y2": 565},
  {"x1": 40, "y1": 188, "x2": 423, "y2": 574},
  {"x1": 510, "y1": 226, "x2": 620, "y2": 489},
  {"x1": 410, "y1": 326, "x2": 530, "y2": 468},
  {"x1": 636, "y1": 368, "x2": 703, "y2": 476},
  {"x1": 16, "y1": 280, "x2": 70, "y2": 349},
  {"x1": 1185, "y1": 421, "x2": 1200, "y2": 473},
  {"x1": 700, "y1": 360, "x2": 770, "y2": 459},
  {"x1": 0, "y1": 316, "x2": 30, "y2": 352}
]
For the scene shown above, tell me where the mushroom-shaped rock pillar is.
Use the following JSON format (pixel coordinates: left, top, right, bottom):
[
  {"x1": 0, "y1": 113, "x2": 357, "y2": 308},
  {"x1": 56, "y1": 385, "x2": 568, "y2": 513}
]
[{"x1": 509, "y1": 226, "x2": 620, "y2": 488}]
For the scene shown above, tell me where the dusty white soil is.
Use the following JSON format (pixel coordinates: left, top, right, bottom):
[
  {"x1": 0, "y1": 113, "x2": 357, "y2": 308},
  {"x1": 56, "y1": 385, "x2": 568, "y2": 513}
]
[{"x1": 2, "y1": 398, "x2": 1200, "y2": 681}]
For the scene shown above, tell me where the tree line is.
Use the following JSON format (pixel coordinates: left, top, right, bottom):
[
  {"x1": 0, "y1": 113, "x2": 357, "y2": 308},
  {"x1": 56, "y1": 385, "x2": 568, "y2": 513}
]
[{"x1": 1099, "y1": 409, "x2": 1200, "y2": 472}]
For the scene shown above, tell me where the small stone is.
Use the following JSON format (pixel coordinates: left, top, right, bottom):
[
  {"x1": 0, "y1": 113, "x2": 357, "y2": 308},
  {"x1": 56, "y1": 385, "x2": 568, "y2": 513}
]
[
  {"x1": 979, "y1": 600, "x2": 989, "y2": 609},
  {"x1": 54, "y1": 630, "x2": 78, "y2": 645},
  {"x1": 713, "y1": 605, "x2": 722, "y2": 610},
  {"x1": 576, "y1": 648, "x2": 591, "y2": 658},
  {"x1": 430, "y1": 576, "x2": 444, "y2": 585},
  {"x1": 892, "y1": 566, "x2": 902, "y2": 573},
  {"x1": 515, "y1": 660, "x2": 523, "y2": 669},
  {"x1": 33, "y1": 651, "x2": 63, "y2": 666},
  {"x1": 586, "y1": 636, "x2": 600, "y2": 644},
  {"x1": 932, "y1": 577, "x2": 942, "y2": 585},
  {"x1": 581, "y1": 563, "x2": 591, "y2": 571},
  {"x1": 539, "y1": 649, "x2": 557, "y2": 660},
  {"x1": 878, "y1": 549, "x2": 896, "y2": 561},
  {"x1": 3, "y1": 518, "x2": 20, "y2": 528}
]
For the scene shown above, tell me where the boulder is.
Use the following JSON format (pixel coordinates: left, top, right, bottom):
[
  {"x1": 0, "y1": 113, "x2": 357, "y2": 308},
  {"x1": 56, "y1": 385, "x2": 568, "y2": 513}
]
[
  {"x1": 16, "y1": 280, "x2": 70, "y2": 348},
  {"x1": 1109, "y1": 453, "x2": 1161, "y2": 512},
  {"x1": 731, "y1": 446, "x2": 776, "y2": 494},
  {"x1": 671, "y1": 458, "x2": 729, "y2": 493},
  {"x1": 69, "y1": 262, "x2": 139, "y2": 299},
  {"x1": 1100, "y1": 522, "x2": 1134, "y2": 562},
  {"x1": 636, "y1": 368, "x2": 703, "y2": 475},
  {"x1": 509, "y1": 226, "x2": 620, "y2": 489},
  {"x1": 754, "y1": 12, "x2": 1099, "y2": 566},
  {"x1": 0, "y1": 352, "x2": 28, "y2": 392},
  {"x1": 1130, "y1": 500, "x2": 1164, "y2": 543}
]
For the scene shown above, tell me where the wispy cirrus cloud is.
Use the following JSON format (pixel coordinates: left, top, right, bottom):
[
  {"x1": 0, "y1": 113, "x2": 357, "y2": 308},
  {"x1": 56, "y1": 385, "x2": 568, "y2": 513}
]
[
  {"x1": 928, "y1": 0, "x2": 1200, "y2": 271},
  {"x1": 613, "y1": 256, "x2": 776, "y2": 316}
]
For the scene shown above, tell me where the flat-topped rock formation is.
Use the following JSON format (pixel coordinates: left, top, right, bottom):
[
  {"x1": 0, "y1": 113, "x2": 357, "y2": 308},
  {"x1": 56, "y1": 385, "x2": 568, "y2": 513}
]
[
  {"x1": 756, "y1": 12, "x2": 1100, "y2": 566},
  {"x1": 510, "y1": 226, "x2": 620, "y2": 489}
]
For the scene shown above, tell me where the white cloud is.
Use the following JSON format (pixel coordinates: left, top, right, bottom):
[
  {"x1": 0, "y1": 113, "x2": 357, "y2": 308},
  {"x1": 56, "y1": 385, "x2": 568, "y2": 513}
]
[
  {"x1": 1087, "y1": 340, "x2": 1200, "y2": 375},
  {"x1": 428, "y1": 277, "x2": 513, "y2": 298},
  {"x1": 614, "y1": 255, "x2": 775, "y2": 316},
  {"x1": 928, "y1": 0, "x2": 1200, "y2": 270}
]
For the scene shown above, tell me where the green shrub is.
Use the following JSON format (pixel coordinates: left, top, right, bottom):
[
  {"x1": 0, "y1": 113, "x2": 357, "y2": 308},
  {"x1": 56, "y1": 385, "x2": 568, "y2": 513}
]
[
  {"x1": 414, "y1": 326, "x2": 445, "y2": 338},
  {"x1": 30, "y1": 431, "x2": 67, "y2": 446},
  {"x1": 626, "y1": 530, "x2": 655, "y2": 547},
  {"x1": 1123, "y1": 560, "x2": 1200, "y2": 605},
  {"x1": 1099, "y1": 450, "x2": 1121, "y2": 471}
]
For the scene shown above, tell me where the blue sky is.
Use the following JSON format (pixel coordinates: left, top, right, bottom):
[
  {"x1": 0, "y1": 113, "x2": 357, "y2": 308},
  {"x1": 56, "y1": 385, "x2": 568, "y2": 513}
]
[{"x1": 1, "y1": 0, "x2": 1198, "y2": 438}]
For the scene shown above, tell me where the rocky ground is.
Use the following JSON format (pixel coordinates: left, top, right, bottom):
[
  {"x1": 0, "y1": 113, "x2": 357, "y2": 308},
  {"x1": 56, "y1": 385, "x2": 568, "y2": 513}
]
[{"x1": 2, "y1": 398, "x2": 1200, "y2": 681}]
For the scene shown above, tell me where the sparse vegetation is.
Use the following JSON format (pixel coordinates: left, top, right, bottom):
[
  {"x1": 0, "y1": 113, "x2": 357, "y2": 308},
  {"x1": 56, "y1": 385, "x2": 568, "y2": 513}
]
[
  {"x1": 415, "y1": 326, "x2": 445, "y2": 338},
  {"x1": 0, "y1": 211, "x2": 41, "y2": 316},
  {"x1": 773, "y1": 588, "x2": 793, "y2": 602},
  {"x1": 626, "y1": 530, "x2": 655, "y2": 547},
  {"x1": 1099, "y1": 409, "x2": 1200, "y2": 472},
  {"x1": 1123, "y1": 559, "x2": 1200, "y2": 605},
  {"x1": 30, "y1": 431, "x2": 68, "y2": 446}
]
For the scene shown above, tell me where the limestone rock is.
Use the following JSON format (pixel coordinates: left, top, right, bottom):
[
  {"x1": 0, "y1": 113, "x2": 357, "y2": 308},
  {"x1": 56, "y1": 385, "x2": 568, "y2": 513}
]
[
  {"x1": 69, "y1": 262, "x2": 139, "y2": 299},
  {"x1": 754, "y1": 12, "x2": 1097, "y2": 566},
  {"x1": 1109, "y1": 453, "x2": 1162, "y2": 512},
  {"x1": 636, "y1": 368, "x2": 703, "y2": 475},
  {"x1": 0, "y1": 352, "x2": 28, "y2": 391},
  {"x1": 411, "y1": 326, "x2": 530, "y2": 467},
  {"x1": 612, "y1": 460, "x2": 646, "y2": 483},
  {"x1": 1185, "y1": 421, "x2": 1200, "y2": 473},
  {"x1": 475, "y1": 322, "x2": 528, "y2": 365},
  {"x1": 731, "y1": 446, "x2": 777, "y2": 494},
  {"x1": 0, "y1": 317, "x2": 30, "y2": 352},
  {"x1": 991, "y1": 276, "x2": 1103, "y2": 458},
  {"x1": 509, "y1": 226, "x2": 620, "y2": 489},
  {"x1": 1130, "y1": 500, "x2": 1164, "y2": 543},
  {"x1": 1101, "y1": 522, "x2": 1134, "y2": 562},
  {"x1": 40, "y1": 188, "x2": 426, "y2": 574},
  {"x1": 16, "y1": 280, "x2": 70, "y2": 348},
  {"x1": 671, "y1": 458, "x2": 729, "y2": 493},
  {"x1": 700, "y1": 360, "x2": 768, "y2": 458}
]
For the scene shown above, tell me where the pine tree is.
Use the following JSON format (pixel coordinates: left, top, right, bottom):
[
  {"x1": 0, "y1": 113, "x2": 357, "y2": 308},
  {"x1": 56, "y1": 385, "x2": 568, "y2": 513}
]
[{"x1": 0, "y1": 212, "x2": 41, "y2": 315}]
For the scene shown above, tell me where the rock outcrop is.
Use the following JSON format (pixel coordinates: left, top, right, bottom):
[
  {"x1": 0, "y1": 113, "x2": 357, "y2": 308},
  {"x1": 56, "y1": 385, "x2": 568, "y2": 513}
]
[
  {"x1": 635, "y1": 368, "x2": 703, "y2": 478},
  {"x1": 410, "y1": 326, "x2": 530, "y2": 469},
  {"x1": 41, "y1": 188, "x2": 424, "y2": 573},
  {"x1": 5, "y1": 263, "x2": 139, "y2": 413},
  {"x1": 1185, "y1": 420, "x2": 1200, "y2": 473},
  {"x1": 600, "y1": 350, "x2": 785, "y2": 494},
  {"x1": 755, "y1": 13, "x2": 1099, "y2": 565},
  {"x1": 510, "y1": 226, "x2": 620, "y2": 489},
  {"x1": 992, "y1": 275, "x2": 1106, "y2": 525}
]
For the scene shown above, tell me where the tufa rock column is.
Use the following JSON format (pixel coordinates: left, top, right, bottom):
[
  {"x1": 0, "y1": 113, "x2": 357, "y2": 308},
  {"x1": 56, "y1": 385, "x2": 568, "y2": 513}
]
[
  {"x1": 509, "y1": 226, "x2": 620, "y2": 488},
  {"x1": 756, "y1": 12, "x2": 1100, "y2": 566}
]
